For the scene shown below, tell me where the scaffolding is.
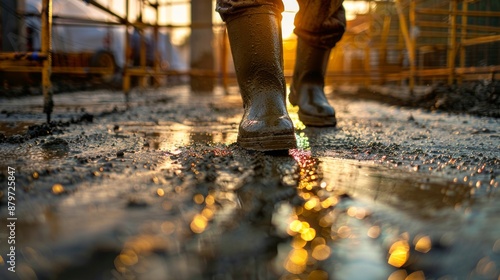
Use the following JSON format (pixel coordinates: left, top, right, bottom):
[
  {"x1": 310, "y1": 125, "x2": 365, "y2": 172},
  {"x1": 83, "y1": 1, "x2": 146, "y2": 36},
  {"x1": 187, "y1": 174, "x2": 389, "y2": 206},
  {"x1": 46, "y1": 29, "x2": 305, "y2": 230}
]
[
  {"x1": 0, "y1": 0, "x2": 210, "y2": 121},
  {"x1": 326, "y1": 0, "x2": 500, "y2": 91},
  {"x1": 1, "y1": 0, "x2": 499, "y2": 122}
]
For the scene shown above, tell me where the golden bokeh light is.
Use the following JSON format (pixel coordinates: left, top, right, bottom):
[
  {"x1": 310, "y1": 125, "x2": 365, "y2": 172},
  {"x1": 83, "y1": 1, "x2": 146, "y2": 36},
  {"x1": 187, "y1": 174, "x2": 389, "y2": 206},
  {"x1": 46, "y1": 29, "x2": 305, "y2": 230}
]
[
  {"x1": 337, "y1": 226, "x2": 352, "y2": 239},
  {"x1": 284, "y1": 248, "x2": 308, "y2": 274},
  {"x1": 304, "y1": 197, "x2": 319, "y2": 210},
  {"x1": 475, "y1": 256, "x2": 497, "y2": 277},
  {"x1": 300, "y1": 227, "x2": 316, "y2": 241},
  {"x1": 289, "y1": 220, "x2": 303, "y2": 233},
  {"x1": 160, "y1": 221, "x2": 175, "y2": 235},
  {"x1": 311, "y1": 244, "x2": 331, "y2": 261},
  {"x1": 308, "y1": 270, "x2": 329, "y2": 280},
  {"x1": 156, "y1": 188, "x2": 165, "y2": 197},
  {"x1": 406, "y1": 271, "x2": 426, "y2": 280},
  {"x1": 193, "y1": 193, "x2": 204, "y2": 204},
  {"x1": 388, "y1": 269, "x2": 408, "y2": 280},
  {"x1": 201, "y1": 207, "x2": 214, "y2": 219},
  {"x1": 319, "y1": 215, "x2": 334, "y2": 228},
  {"x1": 152, "y1": 176, "x2": 160, "y2": 184},
  {"x1": 291, "y1": 236, "x2": 307, "y2": 249},
  {"x1": 311, "y1": 237, "x2": 326, "y2": 248},
  {"x1": 367, "y1": 225, "x2": 381, "y2": 239},
  {"x1": 190, "y1": 214, "x2": 208, "y2": 233},
  {"x1": 414, "y1": 236, "x2": 432, "y2": 253},
  {"x1": 205, "y1": 194, "x2": 215, "y2": 206},
  {"x1": 118, "y1": 249, "x2": 138, "y2": 266},
  {"x1": 51, "y1": 184, "x2": 65, "y2": 194},
  {"x1": 347, "y1": 206, "x2": 357, "y2": 217},
  {"x1": 320, "y1": 197, "x2": 338, "y2": 209},
  {"x1": 388, "y1": 240, "x2": 410, "y2": 268}
]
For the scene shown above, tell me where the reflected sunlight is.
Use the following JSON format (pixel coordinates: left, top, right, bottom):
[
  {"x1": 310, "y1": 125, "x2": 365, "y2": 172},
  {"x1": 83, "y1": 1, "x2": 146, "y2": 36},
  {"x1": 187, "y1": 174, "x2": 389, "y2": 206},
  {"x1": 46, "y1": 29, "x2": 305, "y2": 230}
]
[
  {"x1": 343, "y1": 1, "x2": 370, "y2": 21},
  {"x1": 414, "y1": 235, "x2": 432, "y2": 253},
  {"x1": 282, "y1": 0, "x2": 299, "y2": 39},
  {"x1": 51, "y1": 183, "x2": 65, "y2": 195},
  {"x1": 388, "y1": 240, "x2": 410, "y2": 268}
]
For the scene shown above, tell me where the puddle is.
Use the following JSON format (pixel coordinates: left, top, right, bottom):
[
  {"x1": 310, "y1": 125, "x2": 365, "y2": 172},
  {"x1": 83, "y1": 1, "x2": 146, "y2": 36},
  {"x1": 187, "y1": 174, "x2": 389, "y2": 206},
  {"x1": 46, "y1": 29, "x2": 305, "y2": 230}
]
[
  {"x1": 319, "y1": 157, "x2": 472, "y2": 215},
  {"x1": 273, "y1": 149, "x2": 479, "y2": 279},
  {"x1": 114, "y1": 122, "x2": 238, "y2": 151}
]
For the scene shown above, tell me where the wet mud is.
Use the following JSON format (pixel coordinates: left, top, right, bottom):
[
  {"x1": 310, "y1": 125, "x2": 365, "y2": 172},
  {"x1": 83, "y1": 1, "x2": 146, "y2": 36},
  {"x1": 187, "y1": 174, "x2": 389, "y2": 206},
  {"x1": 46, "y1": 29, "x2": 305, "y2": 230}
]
[
  {"x1": 337, "y1": 80, "x2": 500, "y2": 118},
  {"x1": 0, "y1": 85, "x2": 499, "y2": 280}
]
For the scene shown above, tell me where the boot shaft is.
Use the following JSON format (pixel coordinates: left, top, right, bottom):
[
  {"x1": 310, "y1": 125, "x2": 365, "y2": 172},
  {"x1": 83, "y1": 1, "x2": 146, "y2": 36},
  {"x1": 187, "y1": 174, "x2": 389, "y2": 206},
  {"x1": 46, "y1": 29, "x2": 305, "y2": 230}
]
[
  {"x1": 226, "y1": 13, "x2": 286, "y2": 106},
  {"x1": 293, "y1": 37, "x2": 332, "y2": 86}
]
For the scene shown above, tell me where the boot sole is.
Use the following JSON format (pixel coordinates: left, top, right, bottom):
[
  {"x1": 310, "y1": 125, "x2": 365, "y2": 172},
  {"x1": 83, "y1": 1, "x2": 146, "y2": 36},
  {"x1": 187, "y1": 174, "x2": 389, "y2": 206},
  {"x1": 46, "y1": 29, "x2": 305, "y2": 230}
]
[
  {"x1": 298, "y1": 112, "x2": 337, "y2": 127},
  {"x1": 238, "y1": 134, "x2": 297, "y2": 151}
]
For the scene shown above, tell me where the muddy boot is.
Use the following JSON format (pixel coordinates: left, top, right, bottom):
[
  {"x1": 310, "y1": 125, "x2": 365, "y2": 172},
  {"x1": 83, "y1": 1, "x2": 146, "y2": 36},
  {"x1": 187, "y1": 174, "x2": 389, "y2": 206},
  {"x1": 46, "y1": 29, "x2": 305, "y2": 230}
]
[
  {"x1": 226, "y1": 13, "x2": 296, "y2": 151},
  {"x1": 289, "y1": 37, "x2": 336, "y2": 127}
]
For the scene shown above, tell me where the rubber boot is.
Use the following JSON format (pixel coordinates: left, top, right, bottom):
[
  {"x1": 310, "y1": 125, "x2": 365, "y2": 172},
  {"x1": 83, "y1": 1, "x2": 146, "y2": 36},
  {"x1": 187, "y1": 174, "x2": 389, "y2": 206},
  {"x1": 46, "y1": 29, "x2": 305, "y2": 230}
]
[
  {"x1": 289, "y1": 37, "x2": 336, "y2": 127},
  {"x1": 226, "y1": 13, "x2": 296, "y2": 151}
]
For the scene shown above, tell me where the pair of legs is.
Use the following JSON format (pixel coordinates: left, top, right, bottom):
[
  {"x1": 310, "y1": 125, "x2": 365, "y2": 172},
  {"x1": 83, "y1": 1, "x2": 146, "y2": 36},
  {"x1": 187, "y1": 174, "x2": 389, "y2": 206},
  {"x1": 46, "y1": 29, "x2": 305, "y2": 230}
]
[{"x1": 217, "y1": 0, "x2": 346, "y2": 151}]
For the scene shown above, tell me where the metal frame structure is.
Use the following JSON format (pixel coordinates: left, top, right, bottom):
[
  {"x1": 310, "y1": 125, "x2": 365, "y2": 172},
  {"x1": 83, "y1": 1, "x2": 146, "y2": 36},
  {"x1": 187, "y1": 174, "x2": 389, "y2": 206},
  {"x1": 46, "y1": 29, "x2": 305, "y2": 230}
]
[
  {"x1": 1, "y1": 0, "x2": 499, "y2": 122},
  {"x1": 330, "y1": 0, "x2": 500, "y2": 91}
]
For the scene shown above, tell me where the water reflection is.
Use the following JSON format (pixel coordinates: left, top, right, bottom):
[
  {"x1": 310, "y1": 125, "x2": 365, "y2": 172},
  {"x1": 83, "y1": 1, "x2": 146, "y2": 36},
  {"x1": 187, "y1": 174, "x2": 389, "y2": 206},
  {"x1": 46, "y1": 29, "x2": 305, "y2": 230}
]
[
  {"x1": 12, "y1": 116, "x2": 492, "y2": 279},
  {"x1": 104, "y1": 127, "x2": 480, "y2": 279},
  {"x1": 115, "y1": 122, "x2": 238, "y2": 151},
  {"x1": 280, "y1": 129, "x2": 478, "y2": 279}
]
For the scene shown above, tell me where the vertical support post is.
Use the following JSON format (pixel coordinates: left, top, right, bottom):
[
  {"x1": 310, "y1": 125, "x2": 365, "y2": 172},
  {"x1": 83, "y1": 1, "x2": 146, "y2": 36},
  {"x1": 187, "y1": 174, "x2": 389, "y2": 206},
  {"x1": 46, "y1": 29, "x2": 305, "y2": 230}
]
[
  {"x1": 190, "y1": 0, "x2": 214, "y2": 92},
  {"x1": 459, "y1": 0, "x2": 468, "y2": 84},
  {"x1": 409, "y1": 0, "x2": 416, "y2": 91},
  {"x1": 448, "y1": 0, "x2": 457, "y2": 85},
  {"x1": 153, "y1": 1, "x2": 160, "y2": 87},
  {"x1": 123, "y1": 0, "x2": 131, "y2": 101},
  {"x1": 364, "y1": 0, "x2": 372, "y2": 86},
  {"x1": 139, "y1": 3, "x2": 147, "y2": 88},
  {"x1": 395, "y1": 0, "x2": 415, "y2": 93},
  {"x1": 380, "y1": 14, "x2": 391, "y2": 67},
  {"x1": 41, "y1": 0, "x2": 53, "y2": 123}
]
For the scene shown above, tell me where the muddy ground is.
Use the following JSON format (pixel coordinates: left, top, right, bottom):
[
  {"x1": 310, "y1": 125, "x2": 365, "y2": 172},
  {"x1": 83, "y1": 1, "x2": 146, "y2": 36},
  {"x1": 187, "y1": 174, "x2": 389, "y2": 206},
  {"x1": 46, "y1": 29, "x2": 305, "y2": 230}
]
[{"x1": 0, "y1": 84, "x2": 499, "y2": 280}]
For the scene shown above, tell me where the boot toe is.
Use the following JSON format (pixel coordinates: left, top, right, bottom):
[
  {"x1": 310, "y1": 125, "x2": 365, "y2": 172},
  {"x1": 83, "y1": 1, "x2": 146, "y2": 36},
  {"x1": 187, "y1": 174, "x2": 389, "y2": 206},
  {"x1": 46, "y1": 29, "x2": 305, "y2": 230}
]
[
  {"x1": 240, "y1": 115, "x2": 294, "y2": 137},
  {"x1": 298, "y1": 103, "x2": 336, "y2": 127},
  {"x1": 238, "y1": 115, "x2": 297, "y2": 151},
  {"x1": 300, "y1": 102, "x2": 335, "y2": 117}
]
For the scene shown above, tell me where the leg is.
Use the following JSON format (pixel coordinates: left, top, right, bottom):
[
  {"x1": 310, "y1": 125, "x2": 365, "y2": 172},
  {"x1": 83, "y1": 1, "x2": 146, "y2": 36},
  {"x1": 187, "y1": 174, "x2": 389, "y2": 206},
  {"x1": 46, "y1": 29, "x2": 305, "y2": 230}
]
[
  {"x1": 216, "y1": 1, "x2": 297, "y2": 151},
  {"x1": 290, "y1": 0, "x2": 346, "y2": 126}
]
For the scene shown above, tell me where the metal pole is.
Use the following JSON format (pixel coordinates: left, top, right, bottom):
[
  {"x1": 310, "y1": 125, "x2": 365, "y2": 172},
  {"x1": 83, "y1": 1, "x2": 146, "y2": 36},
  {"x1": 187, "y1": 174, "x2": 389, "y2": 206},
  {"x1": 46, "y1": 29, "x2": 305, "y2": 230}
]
[
  {"x1": 395, "y1": 0, "x2": 415, "y2": 93},
  {"x1": 153, "y1": 0, "x2": 160, "y2": 87},
  {"x1": 364, "y1": 0, "x2": 372, "y2": 86},
  {"x1": 190, "y1": 0, "x2": 214, "y2": 92},
  {"x1": 380, "y1": 15, "x2": 391, "y2": 67},
  {"x1": 409, "y1": 0, "x2": 416, "y2": 91},
  {"x1": 123, "y1": 0, "x2": 131, "y2": 101},
  {"x1": 448, "y1": 0, "x2": 457, "y2": 85},
  {"x1": 459, "y1": 0, "x2": 468, "y2": 84},
  {"x1": 41, "y1": 0, "x2": 53, "y2": 123}
]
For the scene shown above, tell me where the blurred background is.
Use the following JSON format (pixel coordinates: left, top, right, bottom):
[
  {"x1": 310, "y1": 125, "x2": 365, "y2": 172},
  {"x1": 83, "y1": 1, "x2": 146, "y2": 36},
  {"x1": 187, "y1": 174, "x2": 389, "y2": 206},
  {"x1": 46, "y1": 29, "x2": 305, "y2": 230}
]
[{"x1": 1, "y1": 0, "x2": 499, "y2": 94}]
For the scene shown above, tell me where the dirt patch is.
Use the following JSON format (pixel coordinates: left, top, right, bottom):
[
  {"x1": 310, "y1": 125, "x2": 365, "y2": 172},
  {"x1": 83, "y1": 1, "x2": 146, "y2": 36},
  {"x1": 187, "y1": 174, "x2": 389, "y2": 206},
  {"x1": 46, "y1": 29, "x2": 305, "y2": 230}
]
[
  {"x1": 337, "y1": 80, "x2": 500, "y2": 118},
  {"x1": 0, "y1": 86, "x2": 498, "y2": 279}
]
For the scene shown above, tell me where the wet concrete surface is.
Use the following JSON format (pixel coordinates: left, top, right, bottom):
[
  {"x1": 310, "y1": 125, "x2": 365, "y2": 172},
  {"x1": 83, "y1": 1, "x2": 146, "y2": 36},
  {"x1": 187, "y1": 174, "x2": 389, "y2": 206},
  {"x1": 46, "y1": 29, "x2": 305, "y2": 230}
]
[{"x1": 0, "y1": 85, "x2": 499, "y2": 280}]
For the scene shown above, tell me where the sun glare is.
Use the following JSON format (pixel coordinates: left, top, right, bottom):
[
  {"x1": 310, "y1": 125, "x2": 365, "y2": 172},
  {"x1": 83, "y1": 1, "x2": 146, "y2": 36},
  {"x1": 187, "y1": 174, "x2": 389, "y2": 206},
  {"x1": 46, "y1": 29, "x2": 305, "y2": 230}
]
[
  {"x1": 282, "y1": 0, "x2": 299, "y2": 39},
  {"x1": 280, "y1": 1, "x2": 370, "y2": 38},
  {"x1": 344, "y1": 1, "x2": 370, "y2": 21}
]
